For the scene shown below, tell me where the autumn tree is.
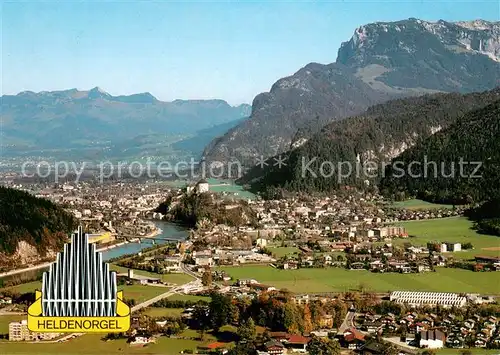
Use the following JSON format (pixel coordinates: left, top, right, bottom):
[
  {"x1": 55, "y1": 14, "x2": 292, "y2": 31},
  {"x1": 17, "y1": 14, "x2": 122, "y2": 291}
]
[
  {"x1": 303, "y1": 304, "x2": 313, "y2": 334},
  {"x1": 283, "y1": 302, "x2": 303, "y2": 334},
  {"x1": 306, "y1": 336, "x2": 341, "y2": 355}
]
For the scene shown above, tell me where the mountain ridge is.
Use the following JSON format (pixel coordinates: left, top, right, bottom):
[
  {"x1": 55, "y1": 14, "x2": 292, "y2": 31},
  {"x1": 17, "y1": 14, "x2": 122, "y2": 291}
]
[
  {"x1": 1, "y1": 87, "x2": 251, "y2": 160},
  {"x1": 237, "y1": 88, "x2": 500, "y2": 197},
  {"x1": 203, "y1": 18, "x2": 500, "y2": 168}
]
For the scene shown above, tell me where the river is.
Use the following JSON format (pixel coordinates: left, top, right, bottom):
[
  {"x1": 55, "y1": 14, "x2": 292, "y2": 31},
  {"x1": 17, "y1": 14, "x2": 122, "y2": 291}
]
[
  {"x1": 0, "y1": 222, "x2": 188, "y2": 282},
  {"x1": 102, "y1": 221, "x2": 188, "y2": 261}
]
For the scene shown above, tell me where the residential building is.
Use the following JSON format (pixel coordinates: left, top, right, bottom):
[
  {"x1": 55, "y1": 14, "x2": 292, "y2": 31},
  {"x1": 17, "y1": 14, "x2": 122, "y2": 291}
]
[
  {"x1": 419, "y1": 329, "x2": 445, "y2": 349},
  {"x1": 261, "y1": 340, "x2": 285, "y2": 355},
  {"x1": 9, "y1": 320, "x2": 59, "y2": 341},
  {"x1": 343, "y1": 327, "x2": 366, "y2": 350},
  {"x1": 286, "y1": 334, "x2": 310, "y2": 352}
]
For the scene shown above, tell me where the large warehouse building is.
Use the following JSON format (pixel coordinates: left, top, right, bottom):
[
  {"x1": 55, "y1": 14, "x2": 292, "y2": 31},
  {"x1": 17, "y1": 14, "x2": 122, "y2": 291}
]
[{"x1": 390, "y1": 291, "x2": 467, "y2": 308}]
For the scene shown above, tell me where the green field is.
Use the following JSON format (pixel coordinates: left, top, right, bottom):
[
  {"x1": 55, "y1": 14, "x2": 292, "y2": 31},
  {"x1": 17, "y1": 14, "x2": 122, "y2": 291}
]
[
  {"x1": 392, "y1": 199, "x2": 455, "y2": 210},
  {"x1": 399, "y1": 217, "x2": 500, "y2": 259},
  {"x1": 218, "y1": 265, "x2": 500, "y2": 294},
  {"x1": 268, "y1": 246, "x2": 300, "y2": 258},
  {"x1": 0, "y1": 282, "x2": 169, "y2": 304},
  {"x1": 206, "y1": 179, "x2": 255, "y2": 200},
  {"x1": 436, "y1": 349, "x2": 500, "y2": 355},
  {"x1": 1, "y1": 281, "x2": 42, "y2": 294},
  {"x1": 166, "y1": 294, "x2": 211, "y2": 303},
  {"x1": 110, "y1": 265, "x2": 194, "y2": 285},
  {"x1": 118, "y1": 284, "x2": 169, "y2": 303},
  {"x1": 0, "y1": 315, "x2": 25, "y2": 334},
  {"x1": 142, "y1": 307, "x2": 183, "y2": 318},
  {"x1": 0, "y1": 332, "x2": 225, "y2": 355}
]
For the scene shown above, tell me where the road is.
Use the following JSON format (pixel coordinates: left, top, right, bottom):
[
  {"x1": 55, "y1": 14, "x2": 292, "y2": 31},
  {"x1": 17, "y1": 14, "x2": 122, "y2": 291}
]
[
  {"x1": 131, "y1": 280, "x2": 201, "y2": 312},
  {"x1": 180, "y1": 262, "x2": 201, "y2": 280},
  {"x1": 338, "y1": 309, "x2": 356, "y2": 334}
]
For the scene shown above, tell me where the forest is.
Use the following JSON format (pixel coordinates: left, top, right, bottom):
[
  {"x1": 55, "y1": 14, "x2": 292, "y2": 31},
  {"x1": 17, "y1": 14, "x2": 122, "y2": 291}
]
[
  {"x1": 0, "y1": 186, "x2": 77, "y2": 256},
  {"x1": 238, "y1": 88, "x2": 500, "y2": 199}
]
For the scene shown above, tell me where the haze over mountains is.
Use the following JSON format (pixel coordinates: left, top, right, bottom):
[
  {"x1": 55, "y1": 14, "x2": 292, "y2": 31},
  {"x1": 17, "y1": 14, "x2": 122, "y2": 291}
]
[
  {"x1": 203, "y1": 18, "x2": 500, "y2": 167},
  {"x1": 1, "y1": 87, "x2": 250, "y2": 161}
]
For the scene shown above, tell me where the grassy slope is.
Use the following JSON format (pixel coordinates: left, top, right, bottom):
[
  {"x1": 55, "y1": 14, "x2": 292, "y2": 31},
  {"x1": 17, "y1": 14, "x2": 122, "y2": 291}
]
[
  {"x1": 218, "y1": 265, "x2": 500, "y2": 294},
  {"x1": 142, "y1": 308, "x2": 183, "y2": 318},
  {"x1": 0, "y1": 332, "x2": 222, "y2": 355},
  {"x1": 392, "y1": 199, "x2": 455, "y2": 210},
  {"x1": 0, "y1": 282, "x2": 168, "y2": 304},
  {"x1": 399, "y1": 217, "x2": 500, "y2": 259},
  {"x1": 110, "y1": 265, "x2": 194, "y2": 285}
]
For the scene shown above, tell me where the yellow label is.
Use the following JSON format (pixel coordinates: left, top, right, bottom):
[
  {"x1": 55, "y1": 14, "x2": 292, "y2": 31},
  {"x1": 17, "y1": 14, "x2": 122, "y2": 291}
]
[{"x1": 27, "y1": 291, "x2": 130, "y2": 333}]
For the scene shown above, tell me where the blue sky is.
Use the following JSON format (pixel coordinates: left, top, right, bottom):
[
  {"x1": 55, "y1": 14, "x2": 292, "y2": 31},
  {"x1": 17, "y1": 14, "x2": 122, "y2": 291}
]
[{"x1": 2, "y1": 0, "x2": 499, "y2": 104}]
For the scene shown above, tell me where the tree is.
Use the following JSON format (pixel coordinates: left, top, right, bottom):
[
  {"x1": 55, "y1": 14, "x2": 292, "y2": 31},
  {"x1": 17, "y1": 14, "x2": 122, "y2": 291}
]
[
  {"x1": 237, "y1": 317, "x2": 256, "y2": 342},
  {"x1": 283, "y1": 302, "x2": 302, "y2": 334},
  {"x1": 227, "y1": 343, "x2": 256, "y2": 355},
  {"x1": 209, "y1": 293, "x2": 234, "y2": 332},
  {"x1": 192, "y1": 306, "x2": 210, "y2": 340},
  {"x1": 202, "y1": 269, "x2": 212, "y2": 287},
  {"x1": 303, "y1": 304, "x2": 313, "y2": 334},
  {"x1": 306, "y1": 336, "x2": 341, "y2": 355}
]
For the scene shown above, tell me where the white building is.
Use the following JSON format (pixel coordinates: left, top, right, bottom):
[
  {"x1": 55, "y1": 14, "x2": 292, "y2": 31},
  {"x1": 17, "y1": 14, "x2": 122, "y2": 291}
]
[
  {"x1": 9, "y1": 320, "x2": 60, "y2": 341},
  {"x1": 446, "y1": 242, "x2": 462, "y2": 252},
  {"x1": 196, "y1": 179, "x2": 209, "y2": 193},
  {"x1": 419, "y1": 329, "x2": 445, "y2": 349},
  {"x1": 255, "y1": 237, "x2": 268, "y2": 247},
  {"x1": 390, "y1": 291, "x2": 467, "y2": 308}
]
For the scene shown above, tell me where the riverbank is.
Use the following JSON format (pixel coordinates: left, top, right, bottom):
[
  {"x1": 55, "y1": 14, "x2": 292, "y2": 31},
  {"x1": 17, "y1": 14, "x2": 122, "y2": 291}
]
[{"x1": 0, "y1": 222, "x2": 187, "y2": 279}]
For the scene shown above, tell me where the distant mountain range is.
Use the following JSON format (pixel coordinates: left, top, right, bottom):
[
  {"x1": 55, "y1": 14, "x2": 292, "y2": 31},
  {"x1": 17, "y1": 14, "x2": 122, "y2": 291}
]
[
  {"x1": 1, "y1": 87, "x2": 250, "y2": 161},
  {"x1": 204, "y1": 18, "x2": 500, "y2": 167}
]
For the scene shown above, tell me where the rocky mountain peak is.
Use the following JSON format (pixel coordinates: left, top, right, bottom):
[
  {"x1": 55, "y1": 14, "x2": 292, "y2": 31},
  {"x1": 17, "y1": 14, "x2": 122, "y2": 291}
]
[
  {"x1": 87, "y1": 86, "x2": 111, "y2": 99},
  {"x1": 338, "y1": 18, "x2": 500, "y2": 67}
]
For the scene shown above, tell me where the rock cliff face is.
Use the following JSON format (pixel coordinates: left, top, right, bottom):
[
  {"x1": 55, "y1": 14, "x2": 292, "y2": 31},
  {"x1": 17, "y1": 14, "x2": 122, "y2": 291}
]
[
  {"x1": 204, "y1": 19, "x2": 500, "y2": 168},
  {"x1": 337, "y1": 19, "x2": 500, "y2": 93}
]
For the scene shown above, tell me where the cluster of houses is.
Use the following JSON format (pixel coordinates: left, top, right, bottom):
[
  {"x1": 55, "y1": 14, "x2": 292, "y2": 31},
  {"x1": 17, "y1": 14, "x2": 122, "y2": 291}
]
[
  {"x1": 191, "y1": 247, "x2": 275, "y2": 268},
  {"x1": 24, "y1": 181, "x2": 171, "y2": 239},
  {"x1": 354, "y1": 309, "x2": 500, "y2": 350}
]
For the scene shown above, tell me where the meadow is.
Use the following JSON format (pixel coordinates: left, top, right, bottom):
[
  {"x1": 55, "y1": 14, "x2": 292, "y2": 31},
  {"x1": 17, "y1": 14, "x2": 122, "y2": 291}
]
[
  {"x1": 110, "y1": 265, "x2": 194, "y2": 285},
  {"x1": 0, "y1": 315, "x2": 25, "y2": 334},
  {"x1": 166, "y1": 294, "x2": 211, "y2": 303},
  {"x1": 0, "y1": 281, "x2": 168, "y2": 304},
  {"x1": 436, "y1": 349, "x2": 500, "y2": 355},
  {"x1": 398, "y1": 217, "x2": 500, "y2": 259},
  {"x1": 142, "y1": 307, "x2": 183, "y2": 318},
  {"x1": 0, "y1": 332, "x2": 224, "y2": 355},
  {"x1": 1, "y1": 281, "x2": 42, "y2": 294},
  {"x1": 218, "y1": 265, "x2": 500, "y2": 294},
  {"x1": 392, "y1": 199, "x2": 455, "y2": 210},
  {"x1": 117, "y1": 284, "x2": 170, "y2": 304}
]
